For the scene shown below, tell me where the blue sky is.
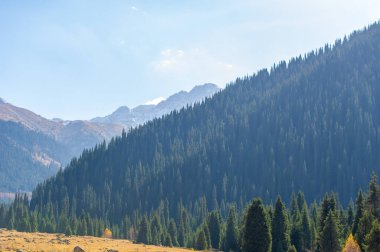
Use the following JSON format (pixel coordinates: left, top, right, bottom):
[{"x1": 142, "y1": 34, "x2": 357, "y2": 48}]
[{"x1": 0, "y1": 0, "x2": 379, "y2": 120}]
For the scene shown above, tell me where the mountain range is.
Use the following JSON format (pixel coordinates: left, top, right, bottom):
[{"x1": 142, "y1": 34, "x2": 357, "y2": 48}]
[{"x1": 0, "y1": 83, "x2": 219, "y2": 192}]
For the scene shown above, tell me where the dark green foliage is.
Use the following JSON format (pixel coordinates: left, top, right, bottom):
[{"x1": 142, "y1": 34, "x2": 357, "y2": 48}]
[
  {"x1": 137, "y1": 216, "x2": 151, "y2": 244},
  {"x1": 272, "y1": 196, "x2": 290, "y2": 252},
  {"x1": 300, "y1": 204, "x2": 312, "y2": 251},
  {"x1": 164, "y1": 233, "x2": 173, "y2": 247},
  {"x1": 356, "y1": 211, "x2": 375, "y2": 250},
  {"x1": 367, "y1": 173, "x2": 380, "y2": 219},
  {"x1": 168, "y1": 219, "x2": 179, "y2": 247},
  {"x1": 150, "y1": 214, "x2": 162, "y2": 245},
  {"x1": 347, "y1": 202, "x2": 354, "y2": 231},
  {"x1": 196, "y1": 230, "x2": 208, "y2": 250},
  {"x1": 203, "y1": 223, "x2": 212, "y2": 249},
  {"x1": 224, "y1": 207, "x2": 239, "y2": 252},
  {"x1": 243, "y1": 198, "x2": 271, "y2": 252},
  {"x1": 365, "y1": 220, "x2": 380, "y2": 252},
  {"x1": 353, "y1": 191, "x2": 365, "y2": 235},
  {"x1": 208, "y1": 211, "x2": 221, "y2": 249},
  {"x1": 65, "y1": 224, "x2": 72, "y2": 236},
  {"x1": 319, "y1": 212, "x2": 341, "y2": 252}
]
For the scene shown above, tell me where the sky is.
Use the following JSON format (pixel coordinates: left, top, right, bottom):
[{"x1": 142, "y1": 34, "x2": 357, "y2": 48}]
[{"x1": 0, "y1": 0, "x2": 379, "y2": 120}]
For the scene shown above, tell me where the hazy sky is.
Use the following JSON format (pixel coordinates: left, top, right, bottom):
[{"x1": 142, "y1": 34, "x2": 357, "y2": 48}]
[{"x1": 0, "y1": 0, "x2": 379, "y2": 120}]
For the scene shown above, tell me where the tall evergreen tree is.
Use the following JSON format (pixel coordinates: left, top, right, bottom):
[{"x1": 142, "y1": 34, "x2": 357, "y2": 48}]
[
  {"x1": 224, "y1": 207, "x2": 239, "y2": 252},
  {"x1": 208, "y1": 211, "x2": 221, "y2": 249},
  {"x1": 366, "y1": 173, "x2": 380, "y2": 219},
  {"x1": 319, "y1": 211, "x2": 341, "y2": 252},
  {"x1": 365, "y1": 220, "x2": 380, "y2": 252},
  {"x1": 137, "y1": 215, "x2": 151, "y2": 244},
  {"x1": 356, "y1": 211, "x2": 375, "y2": 250},
  {"x1": 196, "y1": 229, "x2": 208, "y2": 250},
  {"x1": 168, "y1": 219, "x2": 179, "y2": 247},
  {"x1": 300, "y1": 203, "x2": 313, "y2": 251},
  {"x1": 243, "y1": 198, "x2": 271, "y2": 252},
  {"x1": 353, "y1": 191, "x2": 365, "y2": 235},
  {"x1": 151, "y1": 214, "x2": 163, "y2": 245},
  {"x1": 272, "y1": 196, "x2": 290, "y2": 252}
]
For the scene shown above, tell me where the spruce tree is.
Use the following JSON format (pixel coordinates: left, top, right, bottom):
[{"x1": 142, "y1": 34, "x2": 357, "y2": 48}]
[
  {"x1": 365, "y1": 220, "x2": 380, "y2": 252},
  {"x1": 224, "y1": 207, "x2": 239, "y2": 252},
  {"x1": 272, "y1": 196, "x2": 290, "y2": 252},
  {"x1": 165, "y1": 233, "x2": 173, "y2": 247},
  {"x1": 168, "y1": 219, "x2": 179, "y2": 247},
  {"x1": 366, "y1": 173, "x2": 380, "y2": 219},
  {"x1": 203, "y1": 223, "x2": 212, "y2": 249},
  {"x1": 319, "y1": 212, "x2": 341, "y2": 252},
  {"x1": 208, "y1": 211, "x2": 221, "y2": 249},
  {"x1": 151, "y1": 214, "x2": 163, "y2": 245},
  {"x1": 347, "y1": 203, "x2": 354, "y2": 231},
  {"x1": 196, "y1": 230, "x2": 208, "y2": 250},
  {"x1": 243, "y1": 198, "x2": 271, "y2": 252},
  {"x1": 137, "y1": 215, "x2": 151, "y2": 244},
  {"x1": 353, "y1": 190, "x2": 365, "y2": 235},
  {"x1": 356, "y1": 211, "x2": 375, "y2": 250},
  {"x1": 300, "y1": 203, "x2": 312, "y2": 251}
]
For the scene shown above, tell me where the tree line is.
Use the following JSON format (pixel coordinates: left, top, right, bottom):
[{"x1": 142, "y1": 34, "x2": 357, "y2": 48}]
[{"x1": 2, "y1": 174, "x2": 380, "y2": 251}]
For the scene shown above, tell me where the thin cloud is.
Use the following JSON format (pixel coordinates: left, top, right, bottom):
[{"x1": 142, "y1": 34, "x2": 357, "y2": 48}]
[{"x1": 130, "y1": 6, "x2": 139, "y2": 11}]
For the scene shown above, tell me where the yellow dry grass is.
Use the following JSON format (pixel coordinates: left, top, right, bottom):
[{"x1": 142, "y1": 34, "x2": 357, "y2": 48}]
[{"x1": 0, "y1": 229, "x2": 195, "y2": 252}]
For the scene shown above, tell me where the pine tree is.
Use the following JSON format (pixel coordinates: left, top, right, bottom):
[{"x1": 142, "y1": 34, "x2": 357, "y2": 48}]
[
  {"x1": 366, "y1": 173, "x2": 380, "y2": 219},
  {"x1": 319, "y1": 211, "x2": 341, "y2": 252},
  {"x1": 356, "y1": 211, "x2": 374, "y2": 250},
  {"x1": 137, "y1": 215, "x2": 151, "y2": 244},
  {"x1": 151, "y1": 214, "x2": 162, "y2": 245},
  {"x1": 224, "y1": 207, "x2": 239, "y2": 252},
  {"x1": 196, "y1": 230, "x2": 208, "y2": 250},
  {"x1": 365, "y1": 220, "x2": 380, "y2": 252},
  {"x1": 272, "y1": 196, "x2": 290, "y2": 252},
  {"x1": 168, "y1": 219, "x2": 179, "y2": 247},
  {"x1": 347, "y1": 203, "x2": 354, "y2": 231},
  {"x1": 165, "y1": 233, "x2": 173, "y2": 247},
  {"x1": 203, "y1": 223, "x2": 212, "y2": 249},
  {"x1": 300, "y1": 203, "x2": 312, "y2": 251},
  {"x1": 208, "y1": 211, "x2": 221, "y2": 249},
  {"x1": 65, "y1": 223, "x2": 72, "y2": 236},
  {"x1": 353, "y1": 191, "x2": 365, "y2": 235},
  {"x1": 243, "y1": 198, "x2": 271, "y2": 252},
  {"x1": 297, "y1": 192, "x2": 306, "y2": 212},
  {"x1": 290, "y1": 193, "x2": 299, "y2": 223}
]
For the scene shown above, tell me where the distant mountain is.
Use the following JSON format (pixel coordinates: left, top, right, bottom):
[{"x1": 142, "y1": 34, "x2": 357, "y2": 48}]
[
  {"x1": 91, "y1": 83, "x2": 220, "y2": 127},
  {"x1": 0, "y1": 83, "x2": 219, "y2": 192},
  {"x1": 0, "y1": 120, "x2": 67, "y2": 192}
]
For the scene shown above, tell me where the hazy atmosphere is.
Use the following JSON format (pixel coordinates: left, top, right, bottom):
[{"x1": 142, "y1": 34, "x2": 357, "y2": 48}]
[{"x1": 1, "y1": 0, "x2": 379, "y2": 120}]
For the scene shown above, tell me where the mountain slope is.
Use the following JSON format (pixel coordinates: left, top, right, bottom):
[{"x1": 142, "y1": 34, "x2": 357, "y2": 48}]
[
  {"x1": 31, "y1": 22, "x2": 380, "y2": 225},
  {"x1": 0, "y1": 83, "x2": 218, "y2": 193},
  {"x1": 91, "y1": 83, "x2": 219, "y2": 127},
  {"x1": 0, "y1": 120, "x2": 68, "y2": 192}
]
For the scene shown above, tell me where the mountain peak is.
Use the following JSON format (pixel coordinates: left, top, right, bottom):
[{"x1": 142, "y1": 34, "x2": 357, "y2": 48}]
[
  {"x1": 0, "y1": 98, "x2": 5, "y2": 104},
  {"x1": 114, "y1": 106, "x2": 130, "y2": 114},
  {"x1": 191, "y1": 83, "x2": 219, "y2": 92},
  {"x1": 145, "y1": 97, "x2": 166, "y2": 105}
]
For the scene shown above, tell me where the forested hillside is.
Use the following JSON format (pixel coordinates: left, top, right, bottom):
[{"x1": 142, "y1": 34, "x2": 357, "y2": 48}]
[{"x1": 29, "y1": 21, "x2": 380, "y2": 236}]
